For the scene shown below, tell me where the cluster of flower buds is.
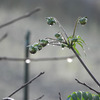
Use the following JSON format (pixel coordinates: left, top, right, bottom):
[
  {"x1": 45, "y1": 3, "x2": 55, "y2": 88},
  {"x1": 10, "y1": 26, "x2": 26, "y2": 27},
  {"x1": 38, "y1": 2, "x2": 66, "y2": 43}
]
[
  {"x1": 55, "y1": 33, "x2": 63, "y2": 42},
  {"x1": 78, "y1": 17, "x2": 88, "y2": 25},
  {"x1": 28, "y1": 39, "x2": 48, "y2": 54},
  {"x1": 46, "y1": 17, "x2": 56, "y2": 25}
]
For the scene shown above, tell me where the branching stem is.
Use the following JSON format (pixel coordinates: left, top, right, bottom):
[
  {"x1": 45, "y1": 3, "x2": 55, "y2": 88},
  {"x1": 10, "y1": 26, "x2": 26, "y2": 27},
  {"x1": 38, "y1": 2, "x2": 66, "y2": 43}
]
[
  {"x1": 56, "y1": 18, "x2": 100, "y2": 87},
  {"x1": 75, "y1": 78, "x2": 100, "y2": 94},
  {"x1": 55, "y1": 18, "x2": 69, "y2": 40}
]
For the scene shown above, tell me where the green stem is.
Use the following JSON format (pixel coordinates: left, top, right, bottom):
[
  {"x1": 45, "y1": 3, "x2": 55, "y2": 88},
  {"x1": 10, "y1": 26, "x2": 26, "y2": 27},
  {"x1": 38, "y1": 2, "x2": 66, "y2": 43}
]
[
  {"x1": 55, "y1": 18, "x2": 69, "y2": 40},
  {"x1": 72, "y1": 17, "x2": 80, "y2": 37}
]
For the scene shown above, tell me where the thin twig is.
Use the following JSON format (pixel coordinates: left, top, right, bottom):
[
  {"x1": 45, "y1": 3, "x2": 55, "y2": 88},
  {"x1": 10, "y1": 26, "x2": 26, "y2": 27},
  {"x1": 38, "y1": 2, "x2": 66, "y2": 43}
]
[
  {"x1": 45, "y1": 37, "x2": 57, "y2": 41},
  {"x1": 8, "y1": 72, "x2": 45, "y2": 97},
  {"x1": 75, "y1": 78, "x2": 100, "y2": 94},
  {"x1": 0, "y1": 33, "x2": 8, "y2": 42},
  {"x1": 0, "y1": 7, "x2": 41, "y2": 29},
  {"x1": 33, "y1": 95, "x2": 44, "y2": 100},
  {"x1": 58, "y1": 92, "x2": 62, "y2": 100},
  {"x1": 72, "y1": 17, "x2": 80, "y2": 37},
  {"x1": 55, "y1": 18, "x2": 68, "y2": 40},
  {"x1": 0, "y1": 55, "x2": 76, "y2": 62}
]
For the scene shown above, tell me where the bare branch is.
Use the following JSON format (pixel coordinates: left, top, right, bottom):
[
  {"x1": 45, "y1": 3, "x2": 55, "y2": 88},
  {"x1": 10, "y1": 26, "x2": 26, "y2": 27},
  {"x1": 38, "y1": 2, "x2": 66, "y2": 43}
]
[
  {"x1": 0, "y1": 7, "x2": 41, "y2": 29},
  {"x1": 0, "y1": 55, "x2": 75, "y2": 62},
  {"x1": 75, "y1": 78, "x2": 100, "y2": 94},
  {"x1": 0, "y1": 33, "x2": 8, "y2": 42},
  {"x1": 58, "y1": 92, "x2": 62, "y2": 100},
  {"x1": 33, "y1": 95, "x2": 44, "y2": 100},
  {"x1": 8, "y1": 72, "x2": 45, "y2": 97}
]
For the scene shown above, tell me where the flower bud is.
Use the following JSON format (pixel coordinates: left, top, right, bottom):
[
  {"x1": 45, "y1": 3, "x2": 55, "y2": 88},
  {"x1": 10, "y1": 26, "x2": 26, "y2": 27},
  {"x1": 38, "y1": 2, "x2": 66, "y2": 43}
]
[
  {"x1": 39, "y1": 39, "x2": 48, "y2": 47},
  {"x1": 29, "y1": 45, "x2": 37, "y2": 54},
  {"x1": 34, "y1": 43, "x2": 42, "y2": 50},
  {"x1": 61, "y1": 43, "x2": 67, "y2": 48},
  {"x1": 79, "y1": 17, "x2": 88, "y2": 25},
  {"x1": 55, "y1": 33, "x2": 61, "y2": 38},
  {"x1": 46, "y1": 17, "x2": 56, "y2": 25}
]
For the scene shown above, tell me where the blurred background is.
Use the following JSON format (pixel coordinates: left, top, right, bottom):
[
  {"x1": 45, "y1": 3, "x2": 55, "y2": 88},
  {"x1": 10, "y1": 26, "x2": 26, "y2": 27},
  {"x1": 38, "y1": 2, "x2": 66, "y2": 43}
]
[{"x1": 0, "y1": 0, "x2": 100, "y2": 100}]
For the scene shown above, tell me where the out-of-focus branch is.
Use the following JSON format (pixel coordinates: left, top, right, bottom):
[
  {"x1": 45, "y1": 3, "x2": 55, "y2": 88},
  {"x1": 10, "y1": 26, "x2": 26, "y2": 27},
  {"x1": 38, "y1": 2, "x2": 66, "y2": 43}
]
[
  {"x1": 0, "y1": 7, "x2": 41, "y2": 29},
  {"x1": 75, "y1": 78, "x2": 100, "y2": 94},
  {"x1": 8, "y1": 72, "x2": 45, "y2": 97},
  {"x1": 0, "y1": 33, "x2": 8, "y2": 42},
  {"x1": 58, "y1": 92, "x2": 62, "y2": 100},
  {"x1": 33, "y1": 95, "x2": 44, "y2": 100},
  {"x1": 0, "y1": 55, "x2": 75, "y2": 62}
]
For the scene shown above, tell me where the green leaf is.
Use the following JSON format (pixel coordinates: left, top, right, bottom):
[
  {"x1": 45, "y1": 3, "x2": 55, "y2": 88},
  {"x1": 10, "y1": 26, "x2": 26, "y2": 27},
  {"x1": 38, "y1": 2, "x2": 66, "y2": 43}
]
[
  {"x1": 82, "y1": 92, "x2": 88, "y2": 100},
  {"x1": 71, "y1": 92, "x2": 77, "y2": 100},
  {"x1": 76, "y1": 91, "x2": 81, "y2": 100},
  {"x1": 93, "y1": 95, "x2": 99, "y2": 100},
  {"x1": 67, "y1": 95, "x2": 72, "y2": 100},
  {"x1": 67, "y1": 36, "x2": 73, "y2": 42},
  {"x1": 71, "y1": 38, "x2": 78, "y2": 42},
  {"x1": 73, "y1": 46, "x2": 80, "y2": 56},
  {"x1": 66, "y1": 91, "x2": 100, "y2": 100},
  {"x1": 77, "y1": 42, "x2": 83, "y2": 49},
  {"x1": 88, "y1": 93, "x2": 92, "y2": 100},
  {"x1": 77, "y1": 35, "x2": 86, "y2": 44}
]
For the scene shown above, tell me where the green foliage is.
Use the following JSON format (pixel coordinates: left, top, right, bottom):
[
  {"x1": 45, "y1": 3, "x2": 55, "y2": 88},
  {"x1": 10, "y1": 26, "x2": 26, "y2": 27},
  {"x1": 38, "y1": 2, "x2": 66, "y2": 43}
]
[
  {"x1": 66, "y1": 35, "x2": 85, "y2": 55},
  {"x1": 29, "y1": 16, "x2": 87, "y2": 55},
  {"x1": 66, "y1": 91, "x2": 100, "y2": 100}
]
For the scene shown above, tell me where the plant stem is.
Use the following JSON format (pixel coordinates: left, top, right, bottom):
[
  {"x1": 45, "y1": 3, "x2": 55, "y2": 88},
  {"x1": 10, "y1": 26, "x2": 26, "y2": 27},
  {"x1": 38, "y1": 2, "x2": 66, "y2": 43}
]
[
  {"x1": 71, "y1": 47, "x2": 100, "y2": 87},
  {"x1": 72, "y1": 17, "x2": 80, "y2": 37},
  {"x1": 56, "y1": 17, "x2": 100, "y2": 87},
  {"x1": 55, "y1": 18, "x2": 69, "y2": 40}
]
